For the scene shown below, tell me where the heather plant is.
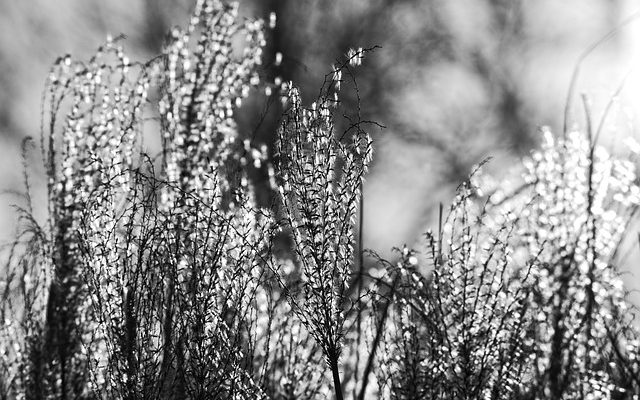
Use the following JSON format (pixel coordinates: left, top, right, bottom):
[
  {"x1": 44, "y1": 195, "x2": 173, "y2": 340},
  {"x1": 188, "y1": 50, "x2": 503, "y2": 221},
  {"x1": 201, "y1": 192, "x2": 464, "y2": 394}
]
[
  {"x1": 5, "y1": 33, "x2": 151, "y2": 398},
  {"x1": 148, "y1": 2, "x2": 272, "y2": 396},
  {"x1": 484, "y1": 129, "x2": 640, "y2": 399},
  {"x1": 369, "y1": 126, "x2": 640, "y2": 399},
  {"x1": 1, "y1": 1, "x2": 275, "y2": 398},
  {"x1": 273, "y1": 64, "x2": 372, "y2": 400},
  {"x1": 0, "y1": 1, "x2": 371, "y2": 398},
  {"x1": 4, "y1": 0, "x2": 640, "y2": 399},
  {"x1": 372, "y1": 180, "x2": 539, "y2": 399}
]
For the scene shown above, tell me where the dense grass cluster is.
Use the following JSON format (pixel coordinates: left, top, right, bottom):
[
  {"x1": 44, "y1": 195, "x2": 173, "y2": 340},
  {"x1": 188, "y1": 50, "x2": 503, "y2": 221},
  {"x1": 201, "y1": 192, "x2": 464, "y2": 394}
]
[{"x1": 2, "y1": 1, "x2": 640, "y2": 399}]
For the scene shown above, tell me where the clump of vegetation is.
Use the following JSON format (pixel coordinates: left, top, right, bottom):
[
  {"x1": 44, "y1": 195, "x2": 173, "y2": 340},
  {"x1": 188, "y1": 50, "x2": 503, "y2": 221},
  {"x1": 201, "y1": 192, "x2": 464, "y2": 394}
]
[{"x1": 2, "y1": 0, "x2": 640, "y2": 399}]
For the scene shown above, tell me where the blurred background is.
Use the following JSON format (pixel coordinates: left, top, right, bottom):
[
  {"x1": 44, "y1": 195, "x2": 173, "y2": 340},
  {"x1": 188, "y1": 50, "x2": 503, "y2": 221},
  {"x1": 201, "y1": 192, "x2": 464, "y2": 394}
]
[{"x1": 2, "y1": 0, "x2": 640, "y2": 291}]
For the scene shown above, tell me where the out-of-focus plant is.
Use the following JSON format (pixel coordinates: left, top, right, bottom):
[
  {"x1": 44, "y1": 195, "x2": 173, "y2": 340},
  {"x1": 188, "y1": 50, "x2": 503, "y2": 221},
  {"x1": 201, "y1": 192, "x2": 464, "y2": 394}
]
[{"x1": 488, "y1": 129, "x2": 640, "y2": 399}]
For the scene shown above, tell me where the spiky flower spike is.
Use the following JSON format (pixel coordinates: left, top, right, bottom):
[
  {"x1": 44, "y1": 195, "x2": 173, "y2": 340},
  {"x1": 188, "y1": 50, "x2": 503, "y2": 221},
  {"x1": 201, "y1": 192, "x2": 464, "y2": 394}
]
[{"x1": 275, "y1": 63, "x2": 373, "y2": 398}]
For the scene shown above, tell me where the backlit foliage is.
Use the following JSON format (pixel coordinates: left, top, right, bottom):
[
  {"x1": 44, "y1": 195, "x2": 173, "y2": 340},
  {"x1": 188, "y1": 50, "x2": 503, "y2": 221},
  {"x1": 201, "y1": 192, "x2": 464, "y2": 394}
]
[
  {"x1": 274, "y1": 78, "x2": 372, "y2": 397},
  {"x1": 489, "y1": 130, "x2": 640, "y2": 399},
  {"x1": 376, "y1": 185, "x2": 538, "y2": 399},
  {"x1": 2, "y1": 1, "x2": 640, "y2": 399}
]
